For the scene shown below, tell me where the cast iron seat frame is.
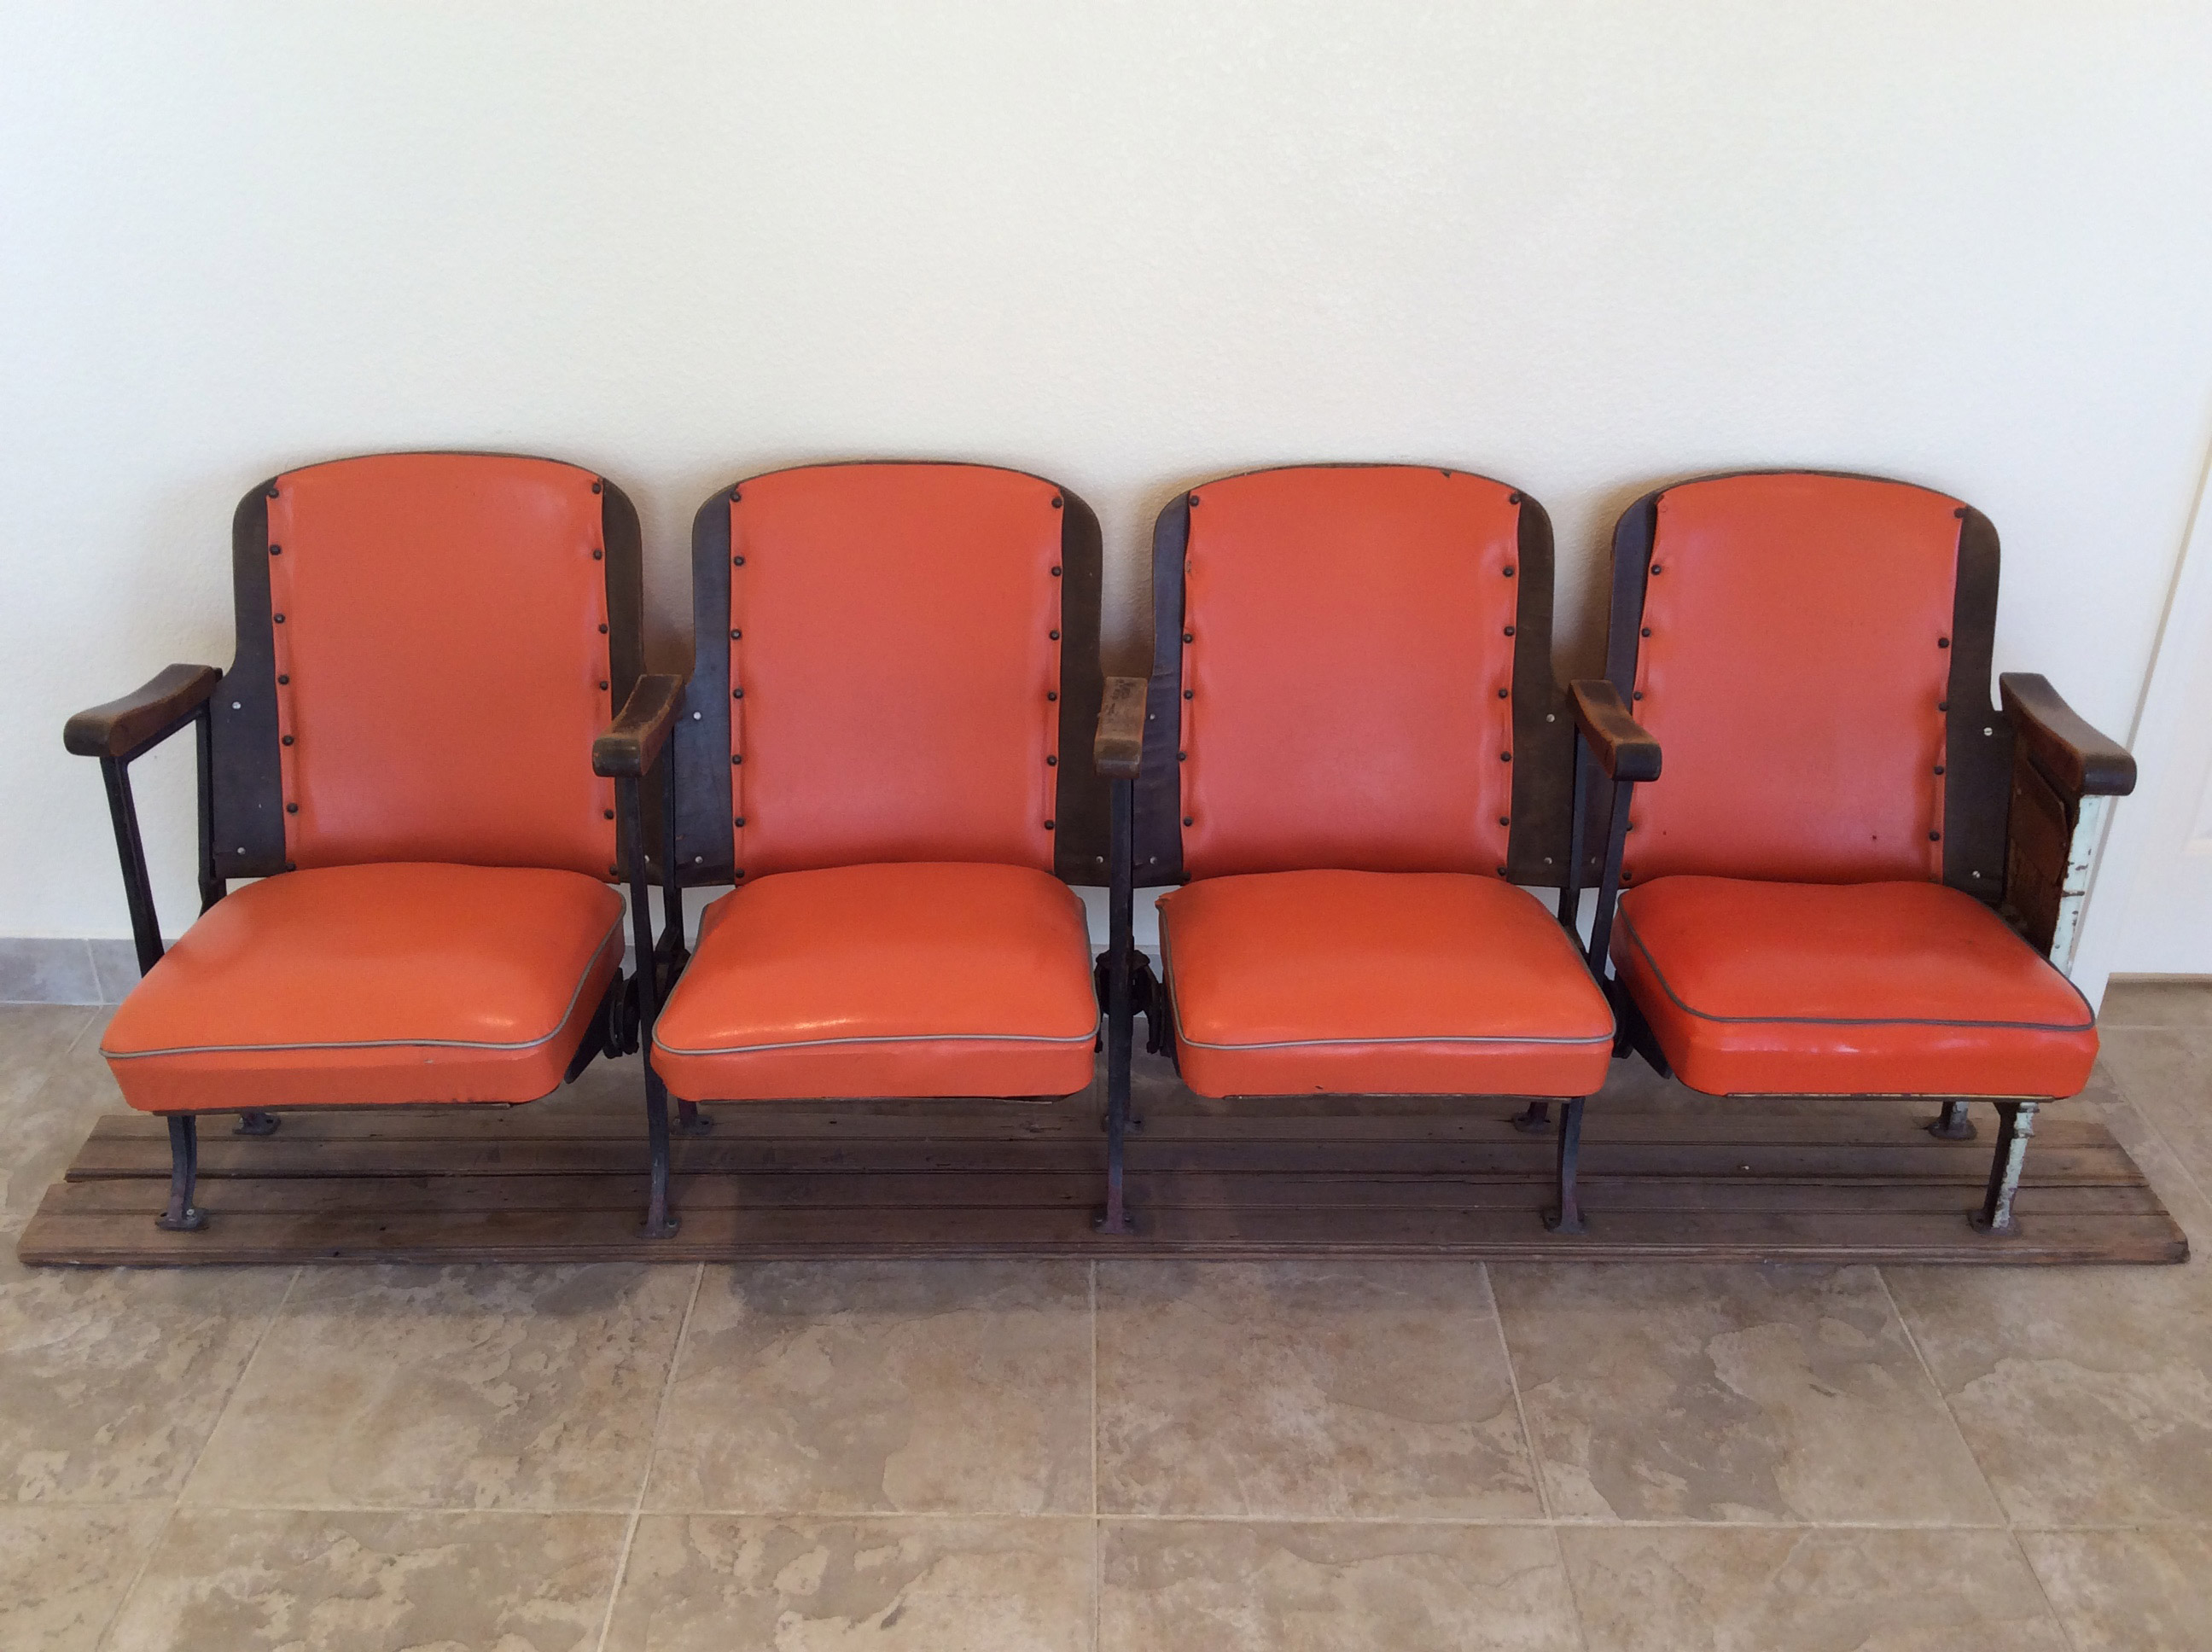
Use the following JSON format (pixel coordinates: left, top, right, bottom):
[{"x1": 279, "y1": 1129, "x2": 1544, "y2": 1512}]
[
  {"x1": 67, "y1": 454, "x2": 681, "y2": 1234},
  {"x1": 1551, "y1": 470, "x2": 2137, "y2": 1235}
]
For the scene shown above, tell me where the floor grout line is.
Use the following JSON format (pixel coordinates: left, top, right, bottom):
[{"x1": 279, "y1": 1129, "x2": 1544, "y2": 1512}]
[
  {"x1": 1481, "y1": 1261, "x2": 1553, "y2": 1526},
  {"x1": 95, "y1": 1261, "x2": 301, "y2": 1652},
  {"x1": 1875, "y1": 1264, "x2": 2017, "y2": 1536},
  {"x1": 591, "y1": 1259, "x2": 705, "y2": 1652},
  {"x1": 2009, "y1": 1524, "x2": 2087, "y2": 1652},
  {"x1": 2098, "y1": 1050, "x2": 2212, "y2": 1223}
]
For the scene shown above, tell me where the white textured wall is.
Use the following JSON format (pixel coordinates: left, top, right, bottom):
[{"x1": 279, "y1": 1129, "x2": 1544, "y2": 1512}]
[{"x1": 4, "y1": 2, "x2": 2209, "y2": 945}]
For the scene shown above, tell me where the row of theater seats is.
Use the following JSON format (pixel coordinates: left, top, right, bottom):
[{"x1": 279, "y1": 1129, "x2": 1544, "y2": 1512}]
[{"x1": 64, "y1": 457, "x2": 2135, "y2": 1240}]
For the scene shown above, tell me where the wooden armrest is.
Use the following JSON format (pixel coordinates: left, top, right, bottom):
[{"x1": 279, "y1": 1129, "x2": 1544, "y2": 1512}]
[
  {"x1": 63, "y1": 664, "x2": 221, "y2": 759},
  {"x1": 1095, "y1": 675, "x2": 1146, "y2": 779},
  {"x1": 593, "y1": 674, "x2": 686, "y2": 778},
  {"x1": 2000, "y1": 672, "x2": 2135, "y2": 798},
  {"x1": 1569, "y1": 679, "x2": 1662, "y2": 782}
]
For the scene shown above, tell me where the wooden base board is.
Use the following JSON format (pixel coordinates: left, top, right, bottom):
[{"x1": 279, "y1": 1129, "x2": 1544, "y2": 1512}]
[{"x1": 16, "y1": 1080, "x2": 2188, "y2": 1267}]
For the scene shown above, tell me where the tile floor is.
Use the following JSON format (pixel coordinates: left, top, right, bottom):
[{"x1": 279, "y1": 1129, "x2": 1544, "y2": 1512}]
[{"x1": 0, "y1": 985, "x2": 2208, "y2": 1650}]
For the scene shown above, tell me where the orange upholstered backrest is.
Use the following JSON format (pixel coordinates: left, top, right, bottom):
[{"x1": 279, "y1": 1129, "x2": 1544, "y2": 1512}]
[
  {"x1": 725, "y1": 464, "x2": 1065, "y2": 876},
  {"x1": 1621, "y1": 473, "x2": 1965, "y2": 885},
  {"x1": 1178, "y1": 466, "x2": 1523, "y2": 879},
  {"x1": 265, "y1": 454, "x2": 618, "y2": 877}
]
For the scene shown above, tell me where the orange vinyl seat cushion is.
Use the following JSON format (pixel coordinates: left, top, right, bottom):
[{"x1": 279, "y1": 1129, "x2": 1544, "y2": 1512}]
[
  {"x1": 649, "y1": 863, "x2": 1099, "y2": 1102},
  {"x1": 1158, "y1": 870, "x2": 1615, "y2": 1099},
  {"x1": 1611, "y1": 876, "x2": 2098, "y2": 1098},
  {"x1": 100, "y1": 864, "x2": 626, "y2": 1114}
]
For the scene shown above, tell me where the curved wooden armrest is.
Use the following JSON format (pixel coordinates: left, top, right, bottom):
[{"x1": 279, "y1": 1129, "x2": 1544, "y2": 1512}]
[
  {"x1": 2000, "y1": 673, "x2": 2135, "y2": 798},
  {"x1": 594, "y1": 674, "x2": 686, "y2": 778},
  {"x1": 1569, "y1": 679, "x2": 1662, "y2": 782},
  {"x1": 1095, "y1": 675, "x2": 1146, "y2": 779},
  {"x1": 63, "y1": 664, "x2": 221, "y2": 759}
]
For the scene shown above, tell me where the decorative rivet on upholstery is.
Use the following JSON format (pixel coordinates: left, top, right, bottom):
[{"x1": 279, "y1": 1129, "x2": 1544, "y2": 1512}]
[
  {"x1": 1499, "y1": 815, "x2": 1511, "y2": 826},
  {"x1": 1182, "y1": 689, "x2": 1193, "y2": 699},
  {"x1": 733, "y1": 688, "x2": 743, "y2": 699},
  {"x1": 1188, "y1": 493, "x2": 1201, "y2": 507},
  {"x1": 591, "y1": 549, "x2": 603, "y2": 560},
  {"x1": 1497, "y1": 689, "x2": 1510, "y2": 699},
  {"x1": 1051, "y1": 565, "x2": 1062, "y2": 576},
  {"x1": 1500, "y1": 752, "x2": 1511, "y2": 762},
  {"x1": 733, "y1": 556, "x2": 745, "y2": 566},
  {"x1": 1497, "y1": 865, "x2": 1509, "y2": 875},
  {"x1": 1650, "y1": 564, "x2": 1663, "y2": 574},
  {"x1": 1051, "y1": 496, "x2": 1063, "y2": 509},
  {"x1": 1640, "y1": 626, "x2": 1651, "y2": 637},
  {"x1": 1503, "y1": 625, "x2": 1515, "y2": 636},
  {"x1": 274, "y1": 613, "x2": 286, "y2": 623},
  {"x1": 1938, "y1": 637, "x2": 1951, "y2": 649},
  {"x1": 732, "y1": 753, "x2": 742, "y2": 763},
  {"x1": 1183, "y1": 815, "x2": 1194, "y2": 826},
  {"x1": 1503, "y1": 565, "x2": 1516, "y2": 577},
  {"x1": 591, "y1": 480, "x2": 602, "y2": 493},
  {"x1": 269, "y1": 544, "x2": 282, "y2": 556},
  {"x1": 1049, "y1": 629, "x2": 1060, "y2": 640},
  {"x1": 285, "y1": 802, "x2": 298, "y2": 813},
  {"x1": 1935, "y1": 765, "x2": 1946, "y2": 775},
  {"x1": 608, "y1": 864, "x2": 619, "y2": 876},
  {"x1": 1182, "y1": 631, "x2": 1194, "y2": 643},
  {"x1": 1046, "y1": 755, "x2": 1058, "y2": 766},
  {"x1": 1938, "y1": 701, "x2": 1949, "y2": 712},
  {"x1": 1047, "y1": 691, "x2": 1058, "y2": 701},
  {"x1": 277, "y1": 675, "x2": 289, "y2": 685},
  {"x1": 603, "y1": 809, "x2": 614, "y2": 820},
  {"x1": 1044, "y1": 819, "x2": 1056, "y2": 829},
  {"x1": 282, "y1": 735, "x2": 294, "y2": 746},
  {"x1": 598, "y1": 624, "x2": 608, "y2": 635},
  {"x1": 1505, "y1": 489, "x2": 1522, "y2": 503},
  {"x1": 1930, "y1": 830, "x2": 1942, "y2": 841},
  {"x1": 285, "y1": 860, "x2": 296, "y2": 870},
  {"x1": 265, "y1": 484, "x2": 279, "y2": 498},
  {"x1": 1633, "y1": 689, "x2": 1644, "y2": 700},
  {"x1": 731, "y1": 629, "x2": 741, "y2": 639},
  {"x1": 598, "y1": 680, "x2": 608, "y2": 690},
  {"x1": 735, "y1": 868, "x2": 745, "y2": 877},
  {"x1": 736, "y1": 816, "x2": 746, "y2": 827}
]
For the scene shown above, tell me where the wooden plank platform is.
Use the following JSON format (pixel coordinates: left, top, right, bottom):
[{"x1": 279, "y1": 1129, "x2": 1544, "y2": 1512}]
[{"x1": 16, "y1": 1083, "x2": 2189, "y2": 1266}]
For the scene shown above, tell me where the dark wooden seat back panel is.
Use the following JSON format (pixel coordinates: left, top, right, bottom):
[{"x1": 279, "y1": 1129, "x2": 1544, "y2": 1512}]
[
  {"x1": 1605, "y1": 472, "x2": 1966, "y2": 888},
  {"x1": 1133, "y1": 465, "x2": 1569, "y2": 886},
  {"x1": 672, "y1": 463, "x2": 1099, "y2": 885},
  {"x1": 209, "y1": 454, "x2": 637, "y2": 881}
]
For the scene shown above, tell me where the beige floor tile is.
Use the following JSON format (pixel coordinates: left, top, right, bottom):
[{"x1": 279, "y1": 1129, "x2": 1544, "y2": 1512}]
[
  {"x1": 1561, "y1": 1525, "x2": 2068, "y2": 1651},
  {"x1": 2098, "y1": 1025, "x2": 2212, "y2": 1197},
  {"x1": 1886, "y1": 1258, "x2": 2212, "y2": 1527},
  {"x1": 102, "y1": 1507, "x2": 622, "y2": 1652},
  {"x1": 1096, "y1": 1260, "x2": 1539, "y2": 1521},
  {"x1": 1492, "y1": 1262, "x2": 2000, "y2": 1524},
  {"x1": 0, "y1": 1503, "x2": 167, "y2": 1651},
  {"x1": 645, "y1": 1260, "x2": 1091, "y2": 1515},
  {"x1": 1100, "y1": 1520, "x2": 1579, "y2": 1651},
  {"x1": 2099, "y1": 980, "x2": 2212, "y2": 1032},
  {"x1": 184, "y1": 1262, "x2": 693, "y2": 1512},
  {"x1": 606, "y1": 1514, "x2": 1091, "y2": 1651},
  {"x1": 0, "y1": 1239, "x2": 292, "y2": 1504},
  {"x1": 2018, "y1": 1527, "x2": 2212, "y2": 1652},
  {"x1": 0, "y1": 1006, "x2": 104, "y2": 1219}
]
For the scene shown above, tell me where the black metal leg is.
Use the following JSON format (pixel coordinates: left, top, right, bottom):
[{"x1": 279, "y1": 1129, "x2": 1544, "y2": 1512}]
[
  {"x1": 1545, "y1": 1096, "x2": 1587, "y2": 1234},
  {"x1": 235, "y1": 1110, "x2": 279, "y2": 1137},
  {"x1": 1511, "y1": 1101, "x2": 1552, "y2": 1134},
  {"x1": 1972, "y1": 1100, "x2": 2037, "y2": 1235},
  {"x1": 1096, "y1": 777, "x2": 1136, "y2": 1235},
  {"x1": 676, "y1": 1097, "x2": 713, "y2": 1135},
  {"x1": 156, "y1": 1114, "x2": 206, "y2": 1231},
  {"x1": 642, "y1": 1073, "x2": 679, "y2": 1239},
  {"x1": 1928, "y1": 1098, "x2": 1976, "y2": 1140}
]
